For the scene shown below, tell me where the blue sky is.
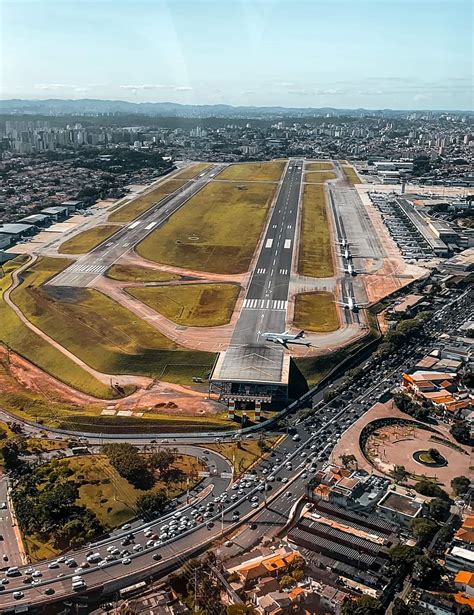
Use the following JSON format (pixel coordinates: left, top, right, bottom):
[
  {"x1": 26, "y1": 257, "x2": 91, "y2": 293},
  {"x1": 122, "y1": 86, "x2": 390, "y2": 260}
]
[{"x1": 1, "y1": 0, "x2": 472, "y2": 109}]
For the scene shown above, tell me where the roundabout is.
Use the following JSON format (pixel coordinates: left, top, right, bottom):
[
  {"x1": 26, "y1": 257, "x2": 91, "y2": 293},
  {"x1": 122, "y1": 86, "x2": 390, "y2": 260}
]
[{"x1": 413, "y1": 448, "x2": 447, "y2": 468}]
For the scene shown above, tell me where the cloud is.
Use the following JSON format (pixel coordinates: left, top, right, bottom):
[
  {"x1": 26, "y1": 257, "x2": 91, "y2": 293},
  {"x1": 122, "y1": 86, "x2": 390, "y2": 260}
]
[
  {"x1": 119, "y1": 84, "x2": 192, "y2": 92},
  {"x1": 34, "y1": 83, "x2": 76, "y2": 90}
]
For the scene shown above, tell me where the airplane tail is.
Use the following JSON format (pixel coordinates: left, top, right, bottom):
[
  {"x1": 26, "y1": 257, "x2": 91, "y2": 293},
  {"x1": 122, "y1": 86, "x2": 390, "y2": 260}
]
[{"x1": 296, "y1": 330, "x2": 305, "y2": 339}]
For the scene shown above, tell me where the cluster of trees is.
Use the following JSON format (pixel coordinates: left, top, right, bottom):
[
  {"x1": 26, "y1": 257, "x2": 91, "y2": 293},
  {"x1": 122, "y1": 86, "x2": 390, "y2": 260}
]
[
  {"x1": 73, "y1": 148, "x2": 172, "y2": 174},
  {"x1": 414, "y1": 478, "x2": 450, "y2": 500},
  {"x1": 11, "y1": 461, "x2": 103, "y2": 549},
  {"x1": 393, "y1": 392, "x2": 430, "y2": 422},
  {"x1": 451, "y1": 475, "x2": 471, "y2": 496},
  {"x1": 450, "y1": 421, "x2": 471, "y2": 445},
  {"x1": 377, "y1": 317, "x2": 425, "y2": 359},
  {"x1": 101, "y1": 443, "x2": 181, "y2": 490}
]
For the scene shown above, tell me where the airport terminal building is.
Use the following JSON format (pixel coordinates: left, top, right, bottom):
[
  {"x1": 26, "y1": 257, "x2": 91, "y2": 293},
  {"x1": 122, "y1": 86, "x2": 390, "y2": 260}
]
[{"x1": 209, "y1": 345, "x2": 290, "y2": 413}]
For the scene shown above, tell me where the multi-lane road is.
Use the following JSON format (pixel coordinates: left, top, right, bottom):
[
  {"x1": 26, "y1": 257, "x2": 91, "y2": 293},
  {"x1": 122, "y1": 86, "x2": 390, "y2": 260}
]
[{"x1": 1, "y1": 287, "x2": 471, "y2": 611}]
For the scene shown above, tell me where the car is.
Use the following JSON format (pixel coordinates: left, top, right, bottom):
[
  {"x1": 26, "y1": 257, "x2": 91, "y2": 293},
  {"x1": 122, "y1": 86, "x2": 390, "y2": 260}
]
[
  {"x1": 56, "y1": 573, "x2": 65, "y2": 578},
  {"x1": 98, "y1": 560, "x2": 108, "y2": 568},
  {"x1": 232, "y1": 512, "x2": 240, "y2": 520},
  {"x1": 250, "y1": 523, "x2": 257, "y2": 530},
  {"x1": 121, "y1": 558, "x2": 131, "y2": 565},
  {"x1": 48, "y1": 561, "x2": 60, "y2": 569},
  {"x1": 32, "y1": 570, "x2": 42, "y2": 578},
  {"x1": 0, "y1": 585, "x2": 4, "y2": 592},
  {"x1": 0, "y1": 502, "x2": 6, "y2": 510},
  {"x1": 281, "y1": 477, "x2": 288, "y2": 483},
  {"x1": 225, "y1": 540, "x2": 233, "y2": 547},
  {"x1": 206, "y1": 522, "x2": 214, "y2": 529},
  {"x1": 153, "y1": 553, "x2": 162, "y2": 561},
  {"x1": 133, "y1": 544, "x2": 143, "y2": 552},
  {"x1": 56, "y1": 556, "x2": 66, "y2": 563},
  {"x1": 121, "y1": 524, "x2": 131, "y2": 531},
  {"x1": 251, "y1": 496, "x2": 259, "y2": 503},
  {"x1": 44, "y1": 587, "x2": 55, "y2": 595},
  {"x1": 251, "y1": 502, "x2": 259, "y2": 508},
  {"x1": 13, "y1": 591, "x2": 24, "y2": 600},
  {"x1": 0, "y1": 578, "x2": 9, "y2": 585},
  {"x1": 2, "y1": 554, "x2": 8, "y2": 561},
  {"x1": 146, "y1": 539, "x2": 155, "y2": 548}
]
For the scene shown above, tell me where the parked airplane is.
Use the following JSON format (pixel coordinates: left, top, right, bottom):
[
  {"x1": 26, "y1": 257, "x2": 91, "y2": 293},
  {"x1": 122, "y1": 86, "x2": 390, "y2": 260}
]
[
  {"x1": 338, "y1": 263, "x2": 360, "y2": 276},
  {"x1": 338, "y1": 247, "x2": 353, "y2": 260},
  {"x1": 264, "y1": 330, "x2": 311, "y2": 348},
  {"x1": 336, "y1": 296, "x2": 368, "y2": 312}
]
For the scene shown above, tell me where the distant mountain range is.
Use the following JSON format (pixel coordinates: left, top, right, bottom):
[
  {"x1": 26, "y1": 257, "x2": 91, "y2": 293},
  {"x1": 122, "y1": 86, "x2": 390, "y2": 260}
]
[{"x1": 0, "y1": 98, "x2": 467, "y2": 118}]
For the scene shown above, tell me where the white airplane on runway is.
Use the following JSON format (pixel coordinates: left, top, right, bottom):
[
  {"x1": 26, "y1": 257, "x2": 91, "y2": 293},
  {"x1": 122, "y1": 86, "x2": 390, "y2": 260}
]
[
  {"x1": 336, "y1": 296, "x2": 368, "y2": 312},
  {"x1": 263, "y1": 330, "x2": 311, "y2": 349},
  {"x1": 338, "y1": 246, "x2": 355, "y2": 260},
  {"x1": 338, "y1": 263, "x2": 361, "y2": 276},
  {"x1": 338, "y1": 237, "x2": 349, "y2": 248}
]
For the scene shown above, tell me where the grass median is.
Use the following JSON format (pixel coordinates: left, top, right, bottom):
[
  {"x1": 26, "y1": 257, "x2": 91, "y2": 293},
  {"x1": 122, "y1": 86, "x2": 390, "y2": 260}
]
[
  {"x1": 217, "y1": 160, "x2": 286, "y2": 182},
  {"x1": 304, "y1": 170, "x2": 337, "y2": 183},
  {"x1": 293, "y1": 291, "x2": 339, "y2": 332},
  {"x1": 342, "y1": 165, "x2": 362, "y2": 185},
  {"x1": 108, "y1": 178, "x2": 188, "y2": 223},
  {"x1": 173, "y1": 162, "x2": 211, "y2": 180},
  {"x1": 128, "y1": 283, "x2": 241, "y2": 327},
  {"x1": 11, "y1": 257, "x2": 215, "y2": 385},
  {"x1": 105, "y1": 264, "x2": 181, "y2": 283},
  {"x1": 58, "y1": 224, "x2": 119, "y2": 254},
  {"x1": 136, "y1": 180, "x2": 277, "y2": 274},
  {"x1": 297, "y1": 183, "x2": 334, "y2": 278},
  {"x1": 306, "y1": 162, "x2": 334, "y2": 171},
  {"x1": 205, "y1": 437, "x2": 282, "y2": 477}
]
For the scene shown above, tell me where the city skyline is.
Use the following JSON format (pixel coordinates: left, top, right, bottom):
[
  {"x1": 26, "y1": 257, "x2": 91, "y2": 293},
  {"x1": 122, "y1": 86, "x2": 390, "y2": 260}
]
[{"x1": 1, "y1": 0, "x2": 472, "y2": 111}]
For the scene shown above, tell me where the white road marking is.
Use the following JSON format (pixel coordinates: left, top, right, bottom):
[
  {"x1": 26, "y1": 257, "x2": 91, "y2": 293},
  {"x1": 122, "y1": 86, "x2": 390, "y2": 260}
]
[
  {"x1": 279, "y1": 269, "x2": 288, "y2": 275},
  {"x1": 129, "y1": 221, "x2": 141, "y2": 229},
  {"x1": 145, "y1": 221, "x2": 157, "y2": 230},
  {"x1": 284, "y1": 239, "x2": 292, "y2": 249},
  {"x1": 265, "y1": 239, "x2": 273, "y2": 248},
  {"x1": 257, "y1": 268, "x2": 266, "y2": 274}
]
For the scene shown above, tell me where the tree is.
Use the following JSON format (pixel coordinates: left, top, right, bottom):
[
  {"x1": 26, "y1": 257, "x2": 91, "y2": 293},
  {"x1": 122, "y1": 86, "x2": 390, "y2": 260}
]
[
  {"x1": 412, "y1": 555, "x2": 442, "y2": 587},
  {"x1": 450, "y1": 421, "x2": 471, "y2": 445},
  {"x1": 392, "y1": 465, "x2": 408, "y2": 483},
  {"x1": 410, "y1": 518, "x2": 438, "y2": 544},
  {"x1": 388, "y1": 544, "x2": 416, "y2": 575},
  {"x1": 1, "y1": 440, "x2": 21, "y2": 470},
  {"x1": 279, "y1": 574, "x2": 294, "y2": 589},
  {"x1": 414, "y1": 479, "x2": 450, "y2": 500},
  {"x1": 136, "y1": 491, "x2": 168, "y2": 520},
  {"x1": 101, "y1": 443, "x2": 154, "y2": 489},
  {"x1": 429, "y1": 497, "x2": 451, "y2": 522},
  {"x1": 340, "y1": 454, "x2": 357, "y2": 469},
  {"x1": 392, "y1": 598, "x2": 416, "y2": 615},
  {"x1": 149, "y1": 449, "x2": 176, "y2": 479},
  {"x1": 451, "y1": 476, "x2": 471, "y2": 496},
  {"x1": 341, "y1": 596, "x2": 384, "y2": 615},
  {"x1": 227, "y1": 606, "x2": 257, "y2": 615}
]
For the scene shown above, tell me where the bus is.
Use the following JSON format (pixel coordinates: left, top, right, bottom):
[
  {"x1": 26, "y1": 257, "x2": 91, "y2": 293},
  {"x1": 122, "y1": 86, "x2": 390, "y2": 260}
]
[
  {"x1": 119, "y1": 581, "x2": 147, "y2": 599},
  {"x1": 71, "y1": 446, "x2": 90, "y2": 455}
]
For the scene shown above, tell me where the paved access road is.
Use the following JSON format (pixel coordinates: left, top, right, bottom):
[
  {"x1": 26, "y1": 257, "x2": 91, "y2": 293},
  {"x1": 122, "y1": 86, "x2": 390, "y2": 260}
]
[{"x1": 48, "y1": 165, "x2": 221, "y2": 288}]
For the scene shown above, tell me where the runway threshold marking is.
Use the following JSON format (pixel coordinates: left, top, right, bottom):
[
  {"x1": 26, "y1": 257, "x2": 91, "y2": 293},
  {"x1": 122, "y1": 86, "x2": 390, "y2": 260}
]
[
  {"x1": 145, "y1": 221, "x2": 157, "y2": 230},
  {"x1": 265, "y1": 239, "x2": 273, "y2": 248},
  {"x1": 284, "y1": 239, "x2": 291, "y2": 249},
  {"x1": 129, "y1": 221, "x2": 141, "y2": 229}
]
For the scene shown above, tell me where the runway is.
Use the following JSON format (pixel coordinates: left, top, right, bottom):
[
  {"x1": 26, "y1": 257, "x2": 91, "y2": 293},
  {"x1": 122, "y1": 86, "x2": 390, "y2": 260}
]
[
  {"x1": 212, "y1": 159, "x2": 304, "y2": 385},
  {"x1": 47, "y1": 165, "x2": 221, "y2": 288}
]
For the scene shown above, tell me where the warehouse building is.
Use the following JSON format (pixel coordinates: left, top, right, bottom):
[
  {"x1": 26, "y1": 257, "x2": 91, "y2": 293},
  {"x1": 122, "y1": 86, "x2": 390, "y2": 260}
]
[
  {"x1": 18, "y1": 213, "x2": 51, "y2": 227},
  {"x1": 41, "y1": 205, "x2": 68, "y2": 221},
  {"x1": 0, "y1": 223, "x2": 37, "y2": 238}
]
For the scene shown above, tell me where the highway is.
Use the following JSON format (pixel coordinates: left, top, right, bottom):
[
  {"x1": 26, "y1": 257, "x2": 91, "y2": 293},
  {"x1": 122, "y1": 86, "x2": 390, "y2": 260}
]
[
  {"x1": 1, "y1": 288, "x2": 471, "y2": 612},
  {"x1": 48, "y1": 165, "x2": 222, "y2": 288}
]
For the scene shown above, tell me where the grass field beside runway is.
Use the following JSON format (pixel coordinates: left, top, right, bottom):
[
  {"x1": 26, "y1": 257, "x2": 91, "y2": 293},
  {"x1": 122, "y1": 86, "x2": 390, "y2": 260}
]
[
  {"x1": 298, "y1": 183, "x2": 334, "y2": 277},
  {"x1": 136, "y1": 180, "x2": 277, "y2": 274},
  {"x1": 108, "y1": 179, "x2": 188, "y2": 223},
  {"x1": 173, "y1": 162, "x2": 212, "y2": 180},
  {"x1": 306, "y1": 162, "x2": 334, "y2": 171},
  {"x1": 58, "y1": 224, "x2": 119, "y2": 255},
  {"x1": 106, "y1": 264, "x2": 181, "y2": 283},
  {"x1": 11, "y1": 258, "x2": 215, "y2": 384},
  {"x1": 127, "y1": 283, "x2": 241, "y2": 327},
  {"x1": 293, "y1": 291, "x2": 339, "y2": 332},
  {"x1": 342, "y1": 165, "x2": 362, "y2": 185},
  {"x1": 0, "y1": 257, "x2": 116, "y2": 399},
  {"x1": 217, "y1": 160, "x2": 286, "y2": 182},
  {"x1": 304, "y1": 170, "x2": 337, "y2": 183}
]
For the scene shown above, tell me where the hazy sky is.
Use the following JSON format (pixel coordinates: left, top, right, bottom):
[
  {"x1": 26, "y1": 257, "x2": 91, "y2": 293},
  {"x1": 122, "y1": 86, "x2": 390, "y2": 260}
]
[{"x1": 1, "y1": 0, "x2": 472, "y2": 110}]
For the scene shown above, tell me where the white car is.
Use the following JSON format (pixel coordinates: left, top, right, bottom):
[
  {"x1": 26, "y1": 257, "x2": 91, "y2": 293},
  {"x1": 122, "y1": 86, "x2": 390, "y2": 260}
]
[{"x1": 121, "y1": 557, "x2": 131, "y2": 565}]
